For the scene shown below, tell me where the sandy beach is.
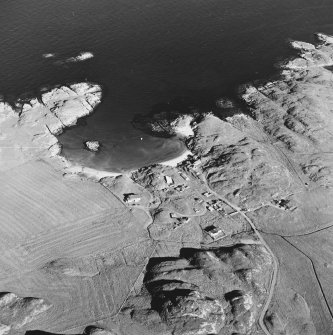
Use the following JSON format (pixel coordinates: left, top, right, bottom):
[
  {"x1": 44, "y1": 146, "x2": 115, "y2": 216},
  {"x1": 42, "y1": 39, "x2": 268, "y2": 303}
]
[{"x1": 159, "y1": 148, "x2": 192, "y2": 167}]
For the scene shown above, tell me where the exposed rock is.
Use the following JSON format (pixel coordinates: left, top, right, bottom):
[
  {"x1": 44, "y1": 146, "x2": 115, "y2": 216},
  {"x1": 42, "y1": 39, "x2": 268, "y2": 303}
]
[
  {"x1": 84, "y1": 140, "x2": 101, "y2": 152},
  {"x1": 40, "y1": 83, "x2": 102, "y2": 128},
  {"x1": 0, "y1": 292, "x2": 51, "y2": 334},
  {"x1": 42, "y1": 258, "x2": 100, "y2": 277},
  {"x1": 171, "y1": 115, "x2": 194, "y2": 138},
  {"x1": 132, "y1": 98, "x2": 198, "y2": 138},
  {"x1": 66, "y1": 51, "x2": 94, "y2": 63},
  {"x1": 290, "y1": 40, "x2": 316, "y2": 51},
  {"x1": 53, "y1": 52, "x2": 94, "y2": 66},
  {"x1": 216, "y1": 97, "x2": 235, "y2": 109},
  {"x1": 42, "y1": 53, "x2": 56, "y2": 59},
  {"x1": 282, "y1": 33, "x2": 333, "y2": 70},
  {"x1": 201, "y1": 136, "x2": 292, "y2": 208},
  {"x1": 0, "y1": 82, "x2": 102, "y2": 171},
  {"x1": 315, "y1": 32, "x2": 333, "y2": 44},
  {"x1": 125, "y1": 244, "x2": 273, "y2": 334}
]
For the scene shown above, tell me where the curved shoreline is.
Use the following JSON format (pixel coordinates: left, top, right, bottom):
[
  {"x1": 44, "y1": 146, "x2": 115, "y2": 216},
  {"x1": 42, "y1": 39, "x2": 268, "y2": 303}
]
[
  {"x1": 159, "y1": 148, "x2": 192, "y2": 167},
  {"x1": 1, "y1": 32, "x2": 333, "y2": 335}
]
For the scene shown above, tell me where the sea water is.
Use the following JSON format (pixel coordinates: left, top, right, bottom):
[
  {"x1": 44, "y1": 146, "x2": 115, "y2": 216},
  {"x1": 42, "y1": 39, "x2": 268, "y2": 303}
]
[{"x1": 1, "y1": 0, "x2": 333, "y2": 172}]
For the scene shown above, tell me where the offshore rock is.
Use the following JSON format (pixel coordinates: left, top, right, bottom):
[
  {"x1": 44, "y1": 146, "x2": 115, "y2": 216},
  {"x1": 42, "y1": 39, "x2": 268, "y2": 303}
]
[
  {"x1": 65, "y1": 51, "x2": 94, "y2": 63},
  {"x1": 84, "y1": 140, "x2": 101, "y2": 152}
]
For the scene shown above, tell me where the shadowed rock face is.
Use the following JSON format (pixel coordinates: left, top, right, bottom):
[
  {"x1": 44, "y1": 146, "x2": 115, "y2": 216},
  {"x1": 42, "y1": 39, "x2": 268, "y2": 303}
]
[
  {"x1": 152, "y1": 289, "x2": 225, "y2": 335},
  {"x1": 25, "y1": 326, "x2": 117, "y2": 335},
  {"x1": 133, "y1": 110, "x2": 183, "y2": 138},
  {"x1": 83, "y1": 326, "x2": 117, "y2": 335},
  {"x1": 0, "y1": 292, "x2": 51, "y2": 334},
  {"x1": 128, "y1": 244, "x2": 273, "y2": 335}
]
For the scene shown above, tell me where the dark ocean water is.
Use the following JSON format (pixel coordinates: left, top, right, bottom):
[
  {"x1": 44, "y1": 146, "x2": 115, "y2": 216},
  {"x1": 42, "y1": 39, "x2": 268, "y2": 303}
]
[{"x1": 1, "y1": 0, "x2": 333, "y2": 172}]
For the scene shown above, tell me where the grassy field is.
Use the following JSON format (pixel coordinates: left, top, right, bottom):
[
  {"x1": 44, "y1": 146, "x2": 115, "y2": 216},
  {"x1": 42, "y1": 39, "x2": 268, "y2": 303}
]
[
  {"x1": 0, "y1": 160, "x2": 153, "y2": 333},
  {"x1": 262, "y1": 233, "x2": 333, "y2": 335}
]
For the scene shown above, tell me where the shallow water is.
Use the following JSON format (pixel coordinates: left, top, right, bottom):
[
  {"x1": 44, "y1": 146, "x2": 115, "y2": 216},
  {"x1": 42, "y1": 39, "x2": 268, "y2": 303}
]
[{"x1": 1, "y1": 0, "x2": 333, "y2": 171}]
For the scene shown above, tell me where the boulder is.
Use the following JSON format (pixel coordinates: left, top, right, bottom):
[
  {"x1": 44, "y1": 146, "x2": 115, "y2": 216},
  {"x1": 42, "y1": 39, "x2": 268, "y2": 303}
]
[{"x1": 84, "y1": 140, "x2": 101, "y2": 152}]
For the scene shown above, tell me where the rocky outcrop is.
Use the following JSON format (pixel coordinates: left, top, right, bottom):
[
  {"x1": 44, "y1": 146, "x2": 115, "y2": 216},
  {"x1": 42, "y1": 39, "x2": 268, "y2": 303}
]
[
  {"x1": 52, "y1": 52, "x2": 94, "y2": 66},
  {"x1": 235, "y1": 34, "x2": 333, "y2": 194},
  {"x1": 132, "y1": 101, "x2": 197, "y2": 139},
  {"x1": 125, "y1": 244, "x2": 273, "y2": 335},
  {"x1": 84, "y1": 140, "x2": 101, "y2": 152},
  {"x1": 0, "y1": 292, "x2": 51, "y2": 334},
  {"x1": 241, "y1": 34, "x2": 333, "y2": 155},
  {"x1": 282, "y1": 33, "x2": 333, "y2": 70},
  {"x1": 65, "y1": 52, "x2": 94, "y2": 63},
  {"x1": 201, "y1": 135, "x2": 292, "y2": 209},
  {"x1": 0, "y1": 82, "x2": 102, "y2": 171}
]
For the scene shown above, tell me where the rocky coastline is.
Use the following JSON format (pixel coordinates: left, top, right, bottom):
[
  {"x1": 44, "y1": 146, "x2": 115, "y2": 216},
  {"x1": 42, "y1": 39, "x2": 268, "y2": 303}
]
[
  {"x1": 0, "y1": 82, "x2": 101, "y2": 168},
  {"x1": 0, "y1": 33, "x2": 333, "y2": 335}
]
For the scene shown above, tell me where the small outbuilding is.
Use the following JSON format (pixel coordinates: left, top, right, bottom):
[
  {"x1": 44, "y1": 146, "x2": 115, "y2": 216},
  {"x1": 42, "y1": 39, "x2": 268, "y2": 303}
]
[
  {"x1": 180, "y1": 173, "x2": 190, "y2": 181},
  {"x1": 204, "y1": 225, "x2": 225, "y2": 240},
  {"x1": 165, "y1": 175, "x2": 174, "y2": 185}
]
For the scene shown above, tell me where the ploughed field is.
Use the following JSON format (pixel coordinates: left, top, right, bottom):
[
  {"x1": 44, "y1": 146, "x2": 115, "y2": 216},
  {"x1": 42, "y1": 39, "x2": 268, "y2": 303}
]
[{"x1": 1, "y1": 33, "x2": 333, "y2": 335}]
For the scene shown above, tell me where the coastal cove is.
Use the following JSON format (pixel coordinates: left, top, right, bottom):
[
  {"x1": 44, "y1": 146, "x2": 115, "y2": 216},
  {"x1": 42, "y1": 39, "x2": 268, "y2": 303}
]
[
  {"x1": 1, "y1": 33, "x2": 333, "y2": 334},
  {"x1": 1, "y1": 0, "x2": 333, "y2": 171},
  {"x1": 2, "y1": 1, "x2": 333, "y2": 334}
]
